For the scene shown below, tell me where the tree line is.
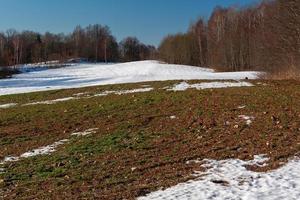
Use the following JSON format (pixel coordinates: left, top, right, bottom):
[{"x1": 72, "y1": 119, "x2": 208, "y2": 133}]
[
  {"x1": 159, "y1": 0, "x2": 300, "y2": 74},
  {"x1": 0, "y1": 25, "x2": 156, "y2": 67}
]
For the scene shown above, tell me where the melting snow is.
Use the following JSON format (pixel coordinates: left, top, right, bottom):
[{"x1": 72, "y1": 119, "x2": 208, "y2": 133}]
[
  {"x1": 169, "y1": 81, "x2": 254, "y2": 91},
  {"x1": 239, "y1": 115, "x2": 255, "y2": 125},
  {"x1": 139, "y1": 155, "x2": 300, "y2": 200},
  {"x1": 141, "y1": 85, "x2": 151, "y2": 88},
  {"x1": 24, "y1": 97, "x2": 77, "y2": 106},
  {"x1": 71, "y1": 128, "x2": 98, "y2": 136},
  {"x1": 73, "y1": 92, "x2": 89, "y2": 97},
  {"x1": 0, "y1": 88, "x2": 153, "y2": 108},
  {"x1": 20, "y1": 139, "x2": 69, "y2": 158},
  {"x1": 94, "y1": 88, "x2": 153, "y2": 97},
  {"x1": 0, "y1": 61, "x2": 259, "y2": 96},
  {"x1": 0, "y1": 103, "x2": 17, "y2": 109},
  {"x1": 114, "y1": 88, "x2": 153, "y2": 95},
  {"x1": 0, "y1": 139, "x2": 69, "y2": 165},
  {"x1": 0, "y1": 128, "x2": 98, "y2": 171}
]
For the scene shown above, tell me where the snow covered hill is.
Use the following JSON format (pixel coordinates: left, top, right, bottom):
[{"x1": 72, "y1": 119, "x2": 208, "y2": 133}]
[{"x1": 0, "y1": 60, "x2": 260, "y2": 96}]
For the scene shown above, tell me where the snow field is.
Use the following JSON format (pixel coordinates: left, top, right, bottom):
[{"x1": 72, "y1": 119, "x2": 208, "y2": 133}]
[{"x1": 0, "y1": 60, "x2": 259, "y2": 96}]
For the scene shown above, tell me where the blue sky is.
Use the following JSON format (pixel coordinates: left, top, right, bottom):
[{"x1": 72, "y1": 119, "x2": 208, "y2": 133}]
[{"x1": 0, "y1": 0, "x2": 258, "y2": 46}]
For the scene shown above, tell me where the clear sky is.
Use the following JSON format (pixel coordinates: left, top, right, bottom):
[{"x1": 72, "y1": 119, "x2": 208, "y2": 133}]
[{"x1": 0, "y1": 0, "x2": 258, "y2": 46}]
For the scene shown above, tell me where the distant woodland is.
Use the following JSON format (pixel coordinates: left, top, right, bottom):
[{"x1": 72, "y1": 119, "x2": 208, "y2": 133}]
[
  {"x1": 0, "y1": 0, "x2": 299, "y2": 78},
  {"x1": 0, "y1": 25, "x2": 156, "y2": 66},
  {"x1": 159, "y1": 0, "x2": 300, "y2": 77}
]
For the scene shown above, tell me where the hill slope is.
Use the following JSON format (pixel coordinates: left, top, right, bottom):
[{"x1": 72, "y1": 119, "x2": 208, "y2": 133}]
[{"x1": 0, "y1": 61, "x2": 259, "y2": 96}]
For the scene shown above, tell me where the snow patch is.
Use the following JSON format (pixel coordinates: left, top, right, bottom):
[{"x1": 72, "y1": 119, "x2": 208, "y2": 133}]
[
  {"x1": 73, "y1": 92, "x2": 89, "y2": 97},
  {"x1": 139, "y1": 155, "x2": 300, "y2": 200},
  {"x1": 0, "y1": 139, "x2": 69, "y2": 166},
  {"x1": 4, "y1": 88, "x2": 153, "y2": 108},
  {"x1": 239, "y1": 115, "x2": 255, "y2": 125},
  {"x1": 71, "y1": 128, "x2": 98, "y2": 136},
  {"x1": 20, "y1": 139, "x2": 69, "y2": 158},
  {"x1": 94, "y1": 88, "x2": 153, "y2": 97},
  {"x1": 0, "y1": 103, "x2": 17, "y2": 109},
  {"x1": 0, "y1": 128, "x2": 98, "y2": 172},
  {"x1": 168, "y1": 81, "x2": 254, "y2": 91},
  {"x1": 114, "y1": 88, "x2": 153, "y2": 95},
  {"x1": 24, "y1": 97, "x2": 77, "y2": 106},
  {"x1": 141, "y1": 84, "x2": 151, "y2": 88}
]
